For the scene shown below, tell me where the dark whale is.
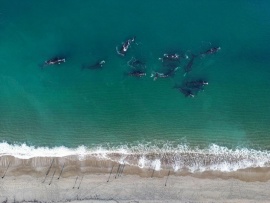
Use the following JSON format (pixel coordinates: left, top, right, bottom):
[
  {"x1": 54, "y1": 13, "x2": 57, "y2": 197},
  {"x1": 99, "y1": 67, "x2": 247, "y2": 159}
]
[
  {"x1": 82, "y1": 60, "x2": 105, "y2": 70},
  {"x1": 185, "y1": 80, "x2": 208, "y2": 89},
  {"x1": 43, "y1": 57, "x2": 65, "y2": 67},
  {"x1": 127, "y1": 70, "x2": 146, "y2": 77},
  {"x1": 184, "y1": 54, "x2": 197, "y2": 76},
  {"x1": 116, "y1": 36, "x2": 136, "y2": 56},
  {"x1": 128, "y1": 57, "x2": 146, "y2": 69},
  {"x1": 151, "y1": 66, "x2": 179, "y2": 81},
  {"x1": 201, "y1": 46, "x2": 221, "y2": 56},
  {"x1": 159, "y1": 53, "x2": 180, "y2": 62},
  {"x1": 178, "y1": 87, "x2": 194, "y2": 98}
]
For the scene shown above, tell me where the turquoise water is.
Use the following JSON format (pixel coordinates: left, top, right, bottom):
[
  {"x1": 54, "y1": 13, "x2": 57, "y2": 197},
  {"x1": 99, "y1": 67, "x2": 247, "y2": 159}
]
[{"x1": 1, "y1": 0, "x2": 270, "y2": 170}]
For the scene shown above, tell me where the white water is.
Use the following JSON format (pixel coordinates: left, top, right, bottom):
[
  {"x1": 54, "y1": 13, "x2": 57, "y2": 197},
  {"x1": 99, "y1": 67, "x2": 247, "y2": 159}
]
[{"x1": 0, "y1": 141, "x2": 270, "y2": 172}]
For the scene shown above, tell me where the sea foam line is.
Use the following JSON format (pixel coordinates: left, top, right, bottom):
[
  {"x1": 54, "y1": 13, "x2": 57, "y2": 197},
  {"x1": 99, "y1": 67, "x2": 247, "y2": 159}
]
[{"x1": 0, "y1": 141, "x2": 270, "y2": 172}]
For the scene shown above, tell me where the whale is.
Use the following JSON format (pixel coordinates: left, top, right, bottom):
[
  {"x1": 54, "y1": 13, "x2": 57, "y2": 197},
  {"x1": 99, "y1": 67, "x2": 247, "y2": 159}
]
[
  {"x1": 159, "y1": 53, "x2": 180, "y2": 62},
  {"x1": 178, "y1": 87, "x2": 194, "y2": 98},
  {"x1": 151, "y1": 66, "x2": 179, "y2": 81},
  {"x1": 82, "y1": 60, "x2": 105, "y2": 70},
  {"x1": 44, "y1": 57, "x2": 65, "y2": 66},
  {"x1": 116, "y1": 36, "x2": 136, "y2": 56},
  {"x1": 185, "y1": 80, "x2": 208, "y2": 89},
  {"x1": 127, "y1": 70, "x2": 146, "y2": 77},
  {"x1": 201, "y1": 46, "x2": 221, "y2": 56},
  {"x1": 164, "y1": 66, "x2": 179, "y2": 77},
  {"x1": 128, "y1": 57, "x2": 146, "y2": 69},
  {"x1": 151, "y1": 72, "x2": 169, "y2": 81},
  {"x1": 184, "y1": 54, "x2": 196, "y2": 75}
]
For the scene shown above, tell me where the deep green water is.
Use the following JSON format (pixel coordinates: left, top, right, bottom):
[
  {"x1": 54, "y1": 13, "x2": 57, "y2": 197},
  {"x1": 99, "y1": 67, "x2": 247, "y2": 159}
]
[{"x1": 1, "y1": 0, "x2": 270, "y2": 152}]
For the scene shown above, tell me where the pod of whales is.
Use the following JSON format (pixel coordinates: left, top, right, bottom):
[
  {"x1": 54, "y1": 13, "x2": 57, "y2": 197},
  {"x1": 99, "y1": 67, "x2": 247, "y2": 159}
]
[{"x1": 42, "y1": 37, "x2": 220, "y2": 98}]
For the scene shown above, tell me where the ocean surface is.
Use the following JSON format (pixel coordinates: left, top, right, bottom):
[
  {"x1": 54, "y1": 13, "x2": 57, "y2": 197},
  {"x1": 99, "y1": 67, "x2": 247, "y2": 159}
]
[{"x1": 1, "y1": 0, "x2": 270, "y2": 172}]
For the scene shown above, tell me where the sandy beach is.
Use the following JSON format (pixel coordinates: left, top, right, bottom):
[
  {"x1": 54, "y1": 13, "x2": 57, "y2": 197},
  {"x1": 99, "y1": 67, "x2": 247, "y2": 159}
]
[{"x1": 0, "y1": 155, "x2": 270, "y2": 203}]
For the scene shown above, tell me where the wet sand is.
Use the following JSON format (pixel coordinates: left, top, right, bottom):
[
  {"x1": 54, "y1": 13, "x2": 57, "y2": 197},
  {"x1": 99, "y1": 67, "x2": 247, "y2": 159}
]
[{"x1": 0, "y1": 155, "x2": 270, "y2": 203}]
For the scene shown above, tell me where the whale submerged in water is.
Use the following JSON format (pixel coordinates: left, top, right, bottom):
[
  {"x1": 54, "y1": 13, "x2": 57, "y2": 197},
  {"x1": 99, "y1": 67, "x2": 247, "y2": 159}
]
[
  {"x1": 126, "y1": 70, "x2": 146, "y2": 77},
  {"x1": 200, "y1": 46, "x2": 221, "y2": 56},
  {"x1": 151, "y1": 66, "x2": 179, "y2": 81},
  {"x1": 82, "y1": 60, "x2": 105, "y2": 70},
  {"x1": 178, "y1": 87, "x2": 195, "y2": 98},
  {"x1": 128, "y1": 57, "x2": 146, "y2": 69},
  {"x1": 184, "y1": 54, "x2": 197, "y2": 76},
  {"x1": 44, "y1": 57, "x2": 66, "y2": 66},
  {"x1": 159, "y1": 53, "x2": 181, "y2": 62},
  {"x1": 185, "y1": 80, "x2": 208, "y2": 89},
  {"x1": 116, "y1": 36, "x2": 136, "y2": 56},
  {"x1": 174, "y1": 78, "x2": 208, "y2": 98}
]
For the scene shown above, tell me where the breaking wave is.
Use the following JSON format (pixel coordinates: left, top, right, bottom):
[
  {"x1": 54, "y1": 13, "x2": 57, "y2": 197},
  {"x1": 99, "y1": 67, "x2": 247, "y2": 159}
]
[{"x1": 0, "y1": 141, "x2": 270, "y2": 172}]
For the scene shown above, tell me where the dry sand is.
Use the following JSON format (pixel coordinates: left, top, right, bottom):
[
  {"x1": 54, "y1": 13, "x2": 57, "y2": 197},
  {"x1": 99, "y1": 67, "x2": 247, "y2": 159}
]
[{"x1": 0, "y1": 155, "x2": 270, "y2": 203}]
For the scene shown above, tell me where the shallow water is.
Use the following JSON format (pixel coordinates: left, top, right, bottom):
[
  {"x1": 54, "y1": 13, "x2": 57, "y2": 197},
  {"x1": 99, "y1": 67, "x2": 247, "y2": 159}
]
[{"x1": 1, "y1": 0, "x2": 270, "y2": 171}]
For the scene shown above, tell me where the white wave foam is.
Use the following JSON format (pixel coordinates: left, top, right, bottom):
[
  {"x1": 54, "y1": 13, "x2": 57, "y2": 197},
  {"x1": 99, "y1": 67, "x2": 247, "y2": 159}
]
[
  {"x1": 0, "y1": 142, "x2": 88, "y2": 159},
  {"x1": 0, "y1": 141, "x2": 270, "y2": 172},
  {"x1": 138, "y1": 156, "x2": 146, "y2": 168},
  {"x1": 151, "y1": 159, "x2": 161, "y2": 171}
]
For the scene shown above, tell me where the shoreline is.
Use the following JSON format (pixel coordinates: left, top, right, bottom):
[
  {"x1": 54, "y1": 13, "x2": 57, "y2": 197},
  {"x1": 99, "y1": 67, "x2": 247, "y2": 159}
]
[
  {"x1": 1, "y1": 142, "x2": 269, "y2": 174},
  {"x1": 0, "y1": 156, "x2": 270, "y2": 202},
  {"x1": 1, "y1": 155, "x2": 270, "y2": 182}
]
